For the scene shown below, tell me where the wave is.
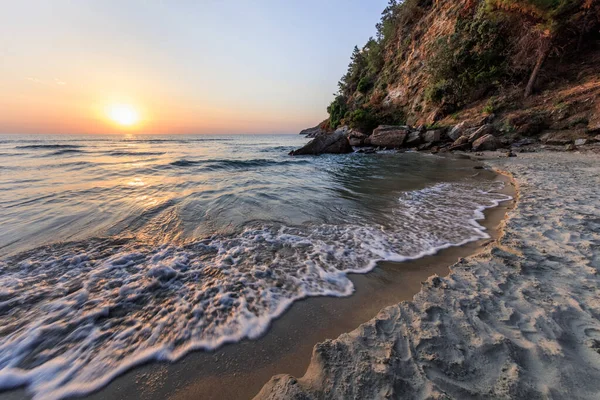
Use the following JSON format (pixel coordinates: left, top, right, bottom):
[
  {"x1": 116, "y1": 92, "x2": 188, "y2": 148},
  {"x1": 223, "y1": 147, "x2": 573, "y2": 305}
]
[
  {"x1": 106, "y1": 151, "x2": 166, "y2": 157},
  {"x1": 16, "y1": 144, "x2": 82, "y2": 150},
  {"x1": 168, "y1": 158, "x2": 310, "y2": 169},
  {"x1": 0, "y1": 181, "x2": 511, "y2": 400},
  {"x1": 46, "y1": 149, "x2": 85, "y2": 156}
]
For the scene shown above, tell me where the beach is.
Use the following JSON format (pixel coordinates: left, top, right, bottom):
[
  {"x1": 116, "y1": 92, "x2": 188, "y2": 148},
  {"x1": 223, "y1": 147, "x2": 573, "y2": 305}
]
[
  {"x1": 256, "y1": 151, "x2": 600, "y2": 399},
  {"x1": 60, "y1": 167, "x2": 511, "y2": 400}
]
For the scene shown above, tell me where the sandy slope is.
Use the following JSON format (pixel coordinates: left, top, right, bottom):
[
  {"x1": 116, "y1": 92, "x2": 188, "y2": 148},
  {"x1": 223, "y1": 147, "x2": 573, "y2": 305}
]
[{"x1": 255, "y1": 152, "x2": 600, "y2": 400}]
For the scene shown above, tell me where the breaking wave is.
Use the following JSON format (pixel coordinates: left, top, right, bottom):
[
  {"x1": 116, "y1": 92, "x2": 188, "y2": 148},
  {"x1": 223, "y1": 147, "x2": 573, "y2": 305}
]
[{"x1": 0, "y1": 181, "x2": 510, "y2": 400}]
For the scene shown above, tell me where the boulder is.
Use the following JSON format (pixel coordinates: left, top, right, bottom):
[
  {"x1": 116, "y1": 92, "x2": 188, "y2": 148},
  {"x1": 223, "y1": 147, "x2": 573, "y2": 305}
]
[
  {"x1": 299, "y1": 125, "x2": 327, "y2": 138},
  {"x1": 289, "y1": 132, "x2": 353, "y2": 156},
  {"x1": 468, "y1": 124, "x2": 495, "y2": 143},
  {"x1": 449, "y1": 135, "x2": 470, "y2": 151},
  {"x1": 472, "y1": 134, "x2": 500, "y2": 151},
  {"x1": 347, "y1": 131, "x2": 369, "y2": 147},
  {"x1": 574, "y1": 138, "x2": 587, "y2": 146},
  {"x1": 405, "y1": 131, "x2": 423, "y2": 147},
  {"x1": 423, "y1": 129, "x2": 444, "y2": 144},
  {"x1": 369, "y1": 125, "x2": 410, "y2": 148},
  {"x1": 448, "y1": 122, "x2": 466, "y2": 141}
]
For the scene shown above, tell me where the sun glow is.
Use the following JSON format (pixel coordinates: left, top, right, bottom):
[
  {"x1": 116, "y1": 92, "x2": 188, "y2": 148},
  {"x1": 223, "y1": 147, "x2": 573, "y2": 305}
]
[{"x1": 107, "y1": 104, "x2": 140, "y2": 127}]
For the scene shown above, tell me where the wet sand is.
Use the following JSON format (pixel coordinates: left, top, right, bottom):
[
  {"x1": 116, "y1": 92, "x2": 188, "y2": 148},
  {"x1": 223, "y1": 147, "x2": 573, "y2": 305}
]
[{"x1": 64, "y1": 169, "x2": 515, "y2": 400}]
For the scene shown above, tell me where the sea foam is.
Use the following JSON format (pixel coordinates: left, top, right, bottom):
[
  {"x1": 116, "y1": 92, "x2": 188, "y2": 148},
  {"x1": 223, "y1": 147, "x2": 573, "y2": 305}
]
[{"x1": 0, "y1": 181, "x2": 510, "y2": 400}]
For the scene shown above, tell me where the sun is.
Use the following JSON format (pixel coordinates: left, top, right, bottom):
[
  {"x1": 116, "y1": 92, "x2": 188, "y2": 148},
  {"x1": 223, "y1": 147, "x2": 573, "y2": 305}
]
[{"x1": 107, "y1": 104, "x2": 140, "y2": 127}]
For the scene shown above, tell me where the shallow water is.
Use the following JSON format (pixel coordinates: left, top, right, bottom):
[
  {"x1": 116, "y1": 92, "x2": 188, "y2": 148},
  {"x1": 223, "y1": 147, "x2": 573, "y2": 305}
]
[{"x1": 0, "y1": 134, "x2": 510, "y2": 399}]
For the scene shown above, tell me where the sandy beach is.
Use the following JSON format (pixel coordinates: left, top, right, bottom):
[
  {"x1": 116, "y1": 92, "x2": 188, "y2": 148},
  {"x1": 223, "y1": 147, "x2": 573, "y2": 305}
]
[{"x1": 254, "y1": 151, "x2": 600, "y2": 399}]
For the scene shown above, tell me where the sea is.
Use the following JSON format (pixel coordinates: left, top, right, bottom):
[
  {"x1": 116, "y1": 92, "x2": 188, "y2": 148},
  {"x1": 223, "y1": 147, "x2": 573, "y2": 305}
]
[{"x1": 0, "y1": 133, "x2": 510, "y2": 399}]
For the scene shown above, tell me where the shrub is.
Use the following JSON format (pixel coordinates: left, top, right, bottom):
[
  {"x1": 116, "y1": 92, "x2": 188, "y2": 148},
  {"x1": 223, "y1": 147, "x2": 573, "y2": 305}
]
[{"x1": 327, "y1": 96, "x2": 347, "y2": 129}]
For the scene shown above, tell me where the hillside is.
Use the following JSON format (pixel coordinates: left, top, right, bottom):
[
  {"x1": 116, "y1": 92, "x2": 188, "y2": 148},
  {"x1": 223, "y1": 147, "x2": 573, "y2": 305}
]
[{"x1": 316, "y1": 0, "x2": 600, "y2": 145}]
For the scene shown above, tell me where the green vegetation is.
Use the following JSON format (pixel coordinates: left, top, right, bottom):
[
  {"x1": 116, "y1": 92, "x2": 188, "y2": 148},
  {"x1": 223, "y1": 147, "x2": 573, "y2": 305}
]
[{"x1": 326, "y1": 0, "x2": 599, "y2": 128}]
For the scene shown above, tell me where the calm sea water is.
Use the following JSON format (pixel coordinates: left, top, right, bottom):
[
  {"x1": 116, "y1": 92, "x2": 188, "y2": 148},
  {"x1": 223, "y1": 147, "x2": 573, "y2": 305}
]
[{"x1": 0, "y1": 134, "x2": 510, "y2": 399}]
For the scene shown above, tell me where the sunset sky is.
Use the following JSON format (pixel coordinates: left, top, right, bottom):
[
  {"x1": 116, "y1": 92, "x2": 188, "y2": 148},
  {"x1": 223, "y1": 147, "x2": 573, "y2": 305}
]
[{"x1": 0, "y1": 0, "x2": 388, "y2": 134}]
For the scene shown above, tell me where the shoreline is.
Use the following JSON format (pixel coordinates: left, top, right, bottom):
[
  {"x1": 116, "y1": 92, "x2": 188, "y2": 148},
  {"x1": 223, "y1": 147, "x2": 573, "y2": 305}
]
[
  {"x1": 69, "y1": 166, "x2": 514, "y2": 400},
  {"x1": 256, "y1": 151, "x2": 600, "y2": 399}
]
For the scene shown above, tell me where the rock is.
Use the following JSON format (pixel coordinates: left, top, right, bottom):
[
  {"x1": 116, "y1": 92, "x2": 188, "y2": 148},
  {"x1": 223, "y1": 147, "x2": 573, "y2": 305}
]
[
  {"x1": 540, "y1": 130, "x2": 587, "y2": 145},
  {"x1": 334, "y1": 125, "x2": 351, "y2": 135},
  {"x1": 289, "y1": 132, "x2": 353, "y2": 155},
  {"x1": 405, "y1": 131, "x2": 423, "y2": 147},
  {"x1": 417, "y1": 142, "x2": 434, "y2": 151},
  {"x1": 423, "y1": 129, "x2": 444, "y2": 144},
  {"x1": 449, "y1": 136, "x2": 470, "y2": 151},
  {"x1": 346, "y1": 130, "x2": 369, "y2": 147},
  {"x1": 468, "y1": 124, "x2": 495, "y2": 143},
  {"x1": 299, "y1": 125, "x2": 327, "y2": 138},
  {"x1": 574, "y1": 138, "x2": 587, "y2": 146},
  {"x1": 369, "y1": 125, "x2": 410, "y2": 148},
  {"x1": 594, "y1": 135, "x2": 600, "y2": 142},
  {"x1": 448, "y1": 122, "x2": 466, "y2": 141},
  {"x1": 507, "y1": 150, "x2": 517, "y2": 157},
  {"x1": 588, "y1": 106, "x2": 600, "y2": 133},
  {"x1": 472, "y1": 134, "x2": 500, "y2": 152},
  {"x1": 565, "y1": 143, "x2": 576, "y2": 151},
  {"x1": 453, "y1": 135, "x2": 470, "y2": 146}
]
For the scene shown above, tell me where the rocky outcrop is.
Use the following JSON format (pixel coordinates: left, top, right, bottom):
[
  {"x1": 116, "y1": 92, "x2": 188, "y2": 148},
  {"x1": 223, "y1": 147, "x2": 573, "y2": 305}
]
[
  {"x1": 289, "y1": 132, "x2": 353, "y2": 156},
  {"x1": 369, "y1": 125, "x2": 410, "y2": 148},
  {"x1": 299, "y1": 125, "x2": 327, "y2": 138}
]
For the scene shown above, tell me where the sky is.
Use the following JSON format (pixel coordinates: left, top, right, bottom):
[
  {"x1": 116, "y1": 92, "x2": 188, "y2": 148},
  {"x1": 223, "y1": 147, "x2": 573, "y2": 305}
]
[{"x1": 0, "y1": 0, "x2": 388, "y2": 134}]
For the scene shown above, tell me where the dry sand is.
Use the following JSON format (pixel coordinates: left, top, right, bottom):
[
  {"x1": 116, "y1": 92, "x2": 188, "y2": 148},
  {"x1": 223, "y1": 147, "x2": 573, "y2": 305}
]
[{"x1": 256, "y1": 152, "x2": 600, "y2": 399}]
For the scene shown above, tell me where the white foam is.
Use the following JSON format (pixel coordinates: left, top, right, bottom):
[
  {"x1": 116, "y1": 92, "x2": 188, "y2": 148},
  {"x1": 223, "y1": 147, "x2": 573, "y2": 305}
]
[{"x1": 0, "y1": 180, "x2": 511, "y2": 400}]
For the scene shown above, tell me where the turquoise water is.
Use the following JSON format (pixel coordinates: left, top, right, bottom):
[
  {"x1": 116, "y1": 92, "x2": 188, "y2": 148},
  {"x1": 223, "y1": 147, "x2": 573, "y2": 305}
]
[{"x1": 0, "y1": 134, "x2": 509, "y2": 399}]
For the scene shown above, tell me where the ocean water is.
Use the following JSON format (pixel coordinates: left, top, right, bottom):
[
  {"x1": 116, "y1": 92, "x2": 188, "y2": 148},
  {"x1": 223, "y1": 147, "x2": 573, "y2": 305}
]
[{"x1": 0, "y1": 134, "x2": 510, "y2": 399}]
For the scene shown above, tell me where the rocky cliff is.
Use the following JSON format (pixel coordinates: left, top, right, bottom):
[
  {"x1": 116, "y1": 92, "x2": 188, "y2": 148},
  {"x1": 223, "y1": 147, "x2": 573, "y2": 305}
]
[{"x1": 308, "y1": 0, "x2": 600, "y2": 148}]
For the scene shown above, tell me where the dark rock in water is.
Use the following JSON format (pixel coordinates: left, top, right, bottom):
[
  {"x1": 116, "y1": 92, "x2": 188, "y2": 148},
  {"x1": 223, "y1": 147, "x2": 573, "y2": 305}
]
[
  {"x1": 468, "y1": 124, "x2": 495, "y2": 143},
  {"x1": 299, "y1": 125, "x2": 327, "y2": 138},
  {"x1": 405, "y1": 131, "x2": 423, "y2": 147},
  {"x1": 289, "y1": 132, "x2": 353, "y2": 156},
  {"x1": 369, "y1": 125, "x2": 410, "y2": 148},
  {"x1": 472, "y1": 134, "x2": 500, "y2": 151}
]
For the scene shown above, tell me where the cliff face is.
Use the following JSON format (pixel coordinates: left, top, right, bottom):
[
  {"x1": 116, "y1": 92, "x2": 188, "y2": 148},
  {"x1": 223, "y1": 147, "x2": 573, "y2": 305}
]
[{"x1": 325, "y1": 0, "x2": 600, "y2": 133}]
